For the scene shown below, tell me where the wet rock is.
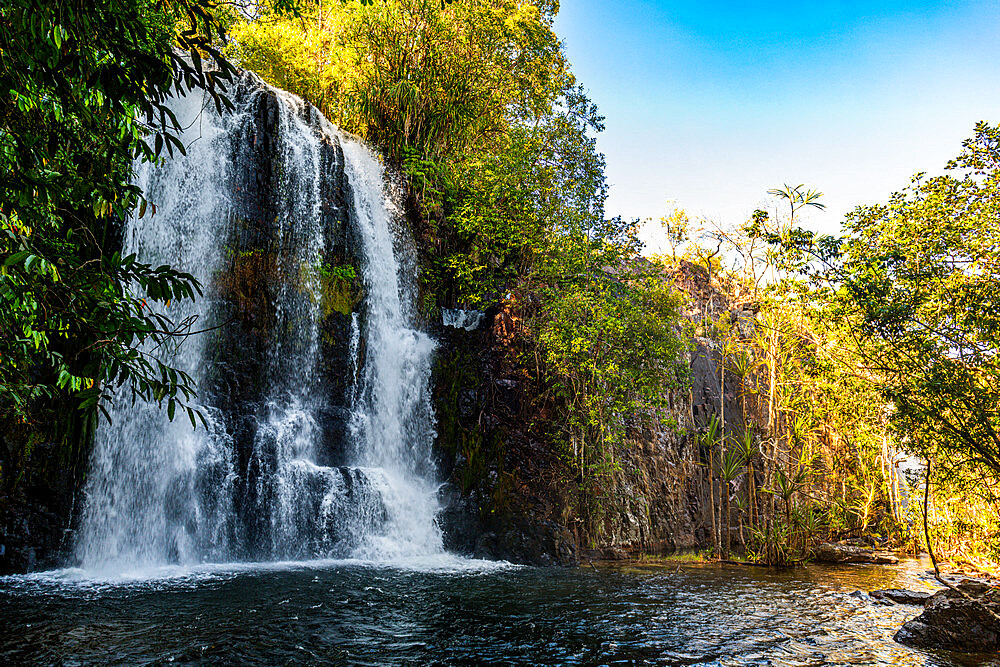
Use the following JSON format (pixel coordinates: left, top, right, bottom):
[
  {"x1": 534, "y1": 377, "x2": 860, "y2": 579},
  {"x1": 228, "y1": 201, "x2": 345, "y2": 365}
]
[
  {"x1": 472, "y1": 519, "x2": 578, "y2": 567},
  {"x1": 870, "y1": 588, "x2": 933, "y2": 606},
  {"x1": 894, "y1": 579, "x2": 1000, "y2": 652},
  {"x1": 437, "y1": 484, "x2": 480, "y2": 554},
  {"x1": 812, "y1": 541, "x2": 899, "y2": 565},
  {"x1": 0, "y1": 433, "x2": 80, "y2": 574}
]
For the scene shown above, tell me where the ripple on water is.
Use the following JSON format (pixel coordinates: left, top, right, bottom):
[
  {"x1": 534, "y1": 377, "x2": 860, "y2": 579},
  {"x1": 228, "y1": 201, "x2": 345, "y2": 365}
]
[{"x1": 1, "y1": 557, "x2": 998, "y2": 665}]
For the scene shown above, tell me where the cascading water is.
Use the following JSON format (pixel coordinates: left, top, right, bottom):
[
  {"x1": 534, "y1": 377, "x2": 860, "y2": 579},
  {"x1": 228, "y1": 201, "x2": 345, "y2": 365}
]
[
  {"x1": 75, "y1": 90, "x2": 237, "y2": 571},
  {"x1": 75, "y1": 74, "x2": 443, "y2": 574},
  {"x1": 339, "y1": 138, "x2": 441, "y2": 559}
]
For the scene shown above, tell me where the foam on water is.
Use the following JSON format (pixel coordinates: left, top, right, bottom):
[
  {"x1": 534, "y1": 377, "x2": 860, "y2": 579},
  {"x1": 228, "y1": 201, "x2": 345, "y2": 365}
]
[{"x1": 2, "y1": 555, "x2": 517, "y2": 594}]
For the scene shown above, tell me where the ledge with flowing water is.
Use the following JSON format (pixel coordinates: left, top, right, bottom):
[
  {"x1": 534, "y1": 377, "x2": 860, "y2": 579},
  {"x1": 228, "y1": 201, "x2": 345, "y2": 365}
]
[{"x1": 74, "y1": 72, "x2": 443, "y2": 575}]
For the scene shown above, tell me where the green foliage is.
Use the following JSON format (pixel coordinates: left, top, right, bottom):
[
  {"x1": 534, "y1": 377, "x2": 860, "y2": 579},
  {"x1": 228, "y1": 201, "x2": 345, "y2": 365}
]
[
  {"x1": 314, "y1": 258, "x2": 359, "y2": 316},
  {"x1": 434, "y1": 89, "x2": 608, "y2": 306},
  {"x1": 1, "y1": 0, "x2": 238, "y2": 495},
  {"x1": 693, "y1": 183, "x2": 919, "y2": 563},
  {"x1": 836, "y1": 123, "x2": 1000, "y2": 484},
  {"x1": 720, "y1": 447, "x2": 745, "y2": 484},
  {"x1": 918, "y1": 476, "x2": 1000, "y2": 571},
  {"x1": 230, "y1": 0, "x2": 568, "y2": 165},
  {"x1": 658, "y1": 206, "x2": 691, "y2": 260},
  {"x1": 766, "y1": 183, "x2": 826, "y2": 222},
  {"x1": 531, "y1": 266, "x2": 690, "y2": 481}
]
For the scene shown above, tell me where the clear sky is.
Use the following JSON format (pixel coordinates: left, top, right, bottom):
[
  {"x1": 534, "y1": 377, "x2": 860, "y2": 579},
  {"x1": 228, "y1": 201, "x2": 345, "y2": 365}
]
[{"x1": 553, "y1": 1, "x2": 1000, "y2": 252}]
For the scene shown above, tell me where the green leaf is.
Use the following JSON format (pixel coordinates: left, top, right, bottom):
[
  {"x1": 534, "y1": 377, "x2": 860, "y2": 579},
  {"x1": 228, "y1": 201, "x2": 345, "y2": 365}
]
[{"x1": 4, "y1": 251, "x2": 30, "y2": 267}]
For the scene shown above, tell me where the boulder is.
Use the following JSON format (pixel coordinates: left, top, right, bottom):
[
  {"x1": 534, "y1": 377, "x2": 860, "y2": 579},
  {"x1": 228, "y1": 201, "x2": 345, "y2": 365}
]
[
  {"x1": 870, "y1": 588, "x2": 933, "y2": 606},
  {"x1": 812, "y1": 541, "x2": 899, "y2": 564},
  {"x1": 894, "y1": 579, "x2": 1000, "y2": 653}
]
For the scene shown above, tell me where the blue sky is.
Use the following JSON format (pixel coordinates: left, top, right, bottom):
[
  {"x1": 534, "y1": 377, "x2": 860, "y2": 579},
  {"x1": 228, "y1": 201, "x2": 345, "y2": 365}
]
[{"x1": 553, "y1": 1, "x2": 1000, "y2": 251}]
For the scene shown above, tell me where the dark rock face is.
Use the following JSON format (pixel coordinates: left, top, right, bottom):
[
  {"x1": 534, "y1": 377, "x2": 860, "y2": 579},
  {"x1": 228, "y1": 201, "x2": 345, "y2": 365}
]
[
  {"x1": 870, "y1": 588, "x2": 933, "y2": 606},
  {"x1": 473, "y1": 520, "x2": 578, "y2": 567},
  {"x1": 431, "y1": 297, "x2": 712, "y2": 566},
  {"x1": 0, "y1": 474, "x2": 75, "y2": 574},
  {"x1": 894, "y1": 580, "x2": 1000, "y2": 652},
  {"x1": 431, "y1": 313, "x2": 582, "y2": 566},
  {"x1": 813, "y1": 542, "x2": 899, "y2": 565},
  {"x1": 202, "y1": 74, "x2": 361, "y2": 561},
  {"x1": 0, "y1": 417, "x2": 87, "y2": 575}
]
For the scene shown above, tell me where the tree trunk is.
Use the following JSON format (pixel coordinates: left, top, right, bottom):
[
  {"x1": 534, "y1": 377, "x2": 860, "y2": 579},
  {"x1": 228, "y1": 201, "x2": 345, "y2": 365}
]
[
  {"x1": 708, "y1": 447, "x2": 718, "y2": 555},
  {"x1": 725, "y1": 478, "x2": 731, "y2": 556}
]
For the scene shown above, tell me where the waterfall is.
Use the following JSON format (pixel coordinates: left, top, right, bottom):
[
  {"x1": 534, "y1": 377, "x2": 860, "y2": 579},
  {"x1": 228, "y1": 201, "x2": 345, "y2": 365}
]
[
  {"x1": 75, "y1": 74, "x2": 443, "y2": 573},
  {"x1": 339, "y1": 138, "x2": 442, "y2": 558}
]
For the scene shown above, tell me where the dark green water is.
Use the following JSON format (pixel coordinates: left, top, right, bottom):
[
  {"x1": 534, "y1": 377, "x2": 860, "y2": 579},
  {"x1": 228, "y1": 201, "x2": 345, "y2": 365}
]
[{"x1": 1, "y1": 556, "x2": 997, "y2": 665}]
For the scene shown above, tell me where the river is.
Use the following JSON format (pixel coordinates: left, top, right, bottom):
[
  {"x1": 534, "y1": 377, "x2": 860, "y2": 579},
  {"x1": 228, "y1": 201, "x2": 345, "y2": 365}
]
[{"x1": 2, "y1": 556, "x2": 997, "y2": 665}]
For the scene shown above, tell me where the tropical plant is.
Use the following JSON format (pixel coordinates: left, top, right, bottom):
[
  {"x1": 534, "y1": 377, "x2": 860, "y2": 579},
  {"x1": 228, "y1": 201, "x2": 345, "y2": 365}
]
[
  {"x1": 719, "y1": 446, "x2": 746, "y2": 556},
  {"x1": 734, "y1": 428, "x2": 759, "y2": 535},
  {"x1": 766, "y1": 183, "x2": 826, "y2": 224}
]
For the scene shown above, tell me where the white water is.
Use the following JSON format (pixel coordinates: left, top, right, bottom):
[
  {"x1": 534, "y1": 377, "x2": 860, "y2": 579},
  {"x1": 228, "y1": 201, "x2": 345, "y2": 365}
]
[
  {"x1": 339, "y1": 136, "x2": 441, "y2": 558},
  {"x1": 75, "y1": 75, "x2": 443, "y2": 575},
  {"x1": 443, "y1": 308, "x2": 485, "y2": 331},
  {"x1": 76, "y1": 90, "x2": 237, "y2": 573}
]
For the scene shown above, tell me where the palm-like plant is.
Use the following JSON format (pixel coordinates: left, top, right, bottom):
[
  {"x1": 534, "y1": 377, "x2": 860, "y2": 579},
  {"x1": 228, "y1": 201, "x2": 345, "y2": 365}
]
[
  {"x1": 767, "y1": 183, "x2": 826, "y2": 225},
  {"x1": 697, "y1": 413, "x2": 722, "y2": 553},
  {"x1": 769, "y1": 464, "x2": 809, "y2": 530},
  {"x1": 748, "y1": 520, "x2": 792, "y2": 566},
  {"x1": 795, "y1": 505, "x2": 823, "y2": 558},
  {"x1": 734, "y1": 428, "x2": 759, "y2": 531},
  {"x1": 720, "y1": 446, "x2": 746, "y2": 556}
]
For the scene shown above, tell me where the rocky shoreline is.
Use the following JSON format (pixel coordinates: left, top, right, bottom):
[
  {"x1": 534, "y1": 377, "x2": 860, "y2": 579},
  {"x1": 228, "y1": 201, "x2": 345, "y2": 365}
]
[{"x1": 872, "y1": 578, "x2": 1000, "y2": 654}]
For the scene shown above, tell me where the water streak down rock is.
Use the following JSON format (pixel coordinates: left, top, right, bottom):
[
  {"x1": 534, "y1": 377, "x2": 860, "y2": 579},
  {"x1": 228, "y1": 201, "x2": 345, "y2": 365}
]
[{"x1": 75, "y1": 73, "x2": 442, "y2": 573}]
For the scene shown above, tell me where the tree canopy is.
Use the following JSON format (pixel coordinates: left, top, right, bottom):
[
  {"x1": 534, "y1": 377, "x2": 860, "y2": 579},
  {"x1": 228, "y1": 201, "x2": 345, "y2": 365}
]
[{"x1": 837, "y1": 122, "x2": 1000, "y2": 484}]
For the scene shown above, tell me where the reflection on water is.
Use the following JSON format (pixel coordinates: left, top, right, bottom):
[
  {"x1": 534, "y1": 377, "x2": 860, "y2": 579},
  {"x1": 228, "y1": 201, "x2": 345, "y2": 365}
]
[{"x1": 1, "y1": 556, "x2": 998, "y2": 665}]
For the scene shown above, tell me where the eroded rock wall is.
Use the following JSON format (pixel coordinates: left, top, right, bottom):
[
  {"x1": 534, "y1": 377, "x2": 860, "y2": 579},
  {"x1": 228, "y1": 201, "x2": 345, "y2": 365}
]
[{"x1": 432, "y1": 261, "x2": 753, "y2": 565}]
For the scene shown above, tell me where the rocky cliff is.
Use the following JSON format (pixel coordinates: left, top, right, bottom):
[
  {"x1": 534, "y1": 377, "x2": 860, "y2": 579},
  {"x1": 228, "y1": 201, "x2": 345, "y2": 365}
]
[{"x1": 433, "y1": 261, "x2": 752, "y2": 565}]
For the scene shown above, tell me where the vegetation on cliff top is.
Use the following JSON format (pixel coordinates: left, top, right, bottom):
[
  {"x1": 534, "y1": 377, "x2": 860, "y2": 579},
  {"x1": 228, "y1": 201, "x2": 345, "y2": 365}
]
[{"x1": 229, "y1": 0, "x2": 691, "y2": 495}]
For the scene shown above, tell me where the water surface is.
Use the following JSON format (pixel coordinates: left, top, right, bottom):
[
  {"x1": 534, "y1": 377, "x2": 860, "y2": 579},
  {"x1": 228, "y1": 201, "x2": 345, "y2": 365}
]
[{"x1": 3, "y1": 556, "x2": 997, "y2": 665}]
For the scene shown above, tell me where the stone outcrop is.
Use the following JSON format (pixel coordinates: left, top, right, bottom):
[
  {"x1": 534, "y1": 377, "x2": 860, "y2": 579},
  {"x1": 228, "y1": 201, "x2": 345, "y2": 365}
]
[
  {"x1": 870, "y1": 588, "x2": 933, "y2": 606},
  {"x1": 894, "y1": 579, "x2": 1000, "y2": 652},
  {"x1": 812, "y1": 541, "x2": 899, "y2": 565}
]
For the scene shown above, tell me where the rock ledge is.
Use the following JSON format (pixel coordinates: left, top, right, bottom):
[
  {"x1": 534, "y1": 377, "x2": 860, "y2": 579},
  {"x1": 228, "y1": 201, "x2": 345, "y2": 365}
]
[
  {"x1": 870, "y1": 588, "x2": 932, "y2": 606},
  {"x1": 812, "y1": 541, "x2": 899, "y2": 565},
  {"x1": 894, "y1": 579, "x2": 1000, "y2": 653}
]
